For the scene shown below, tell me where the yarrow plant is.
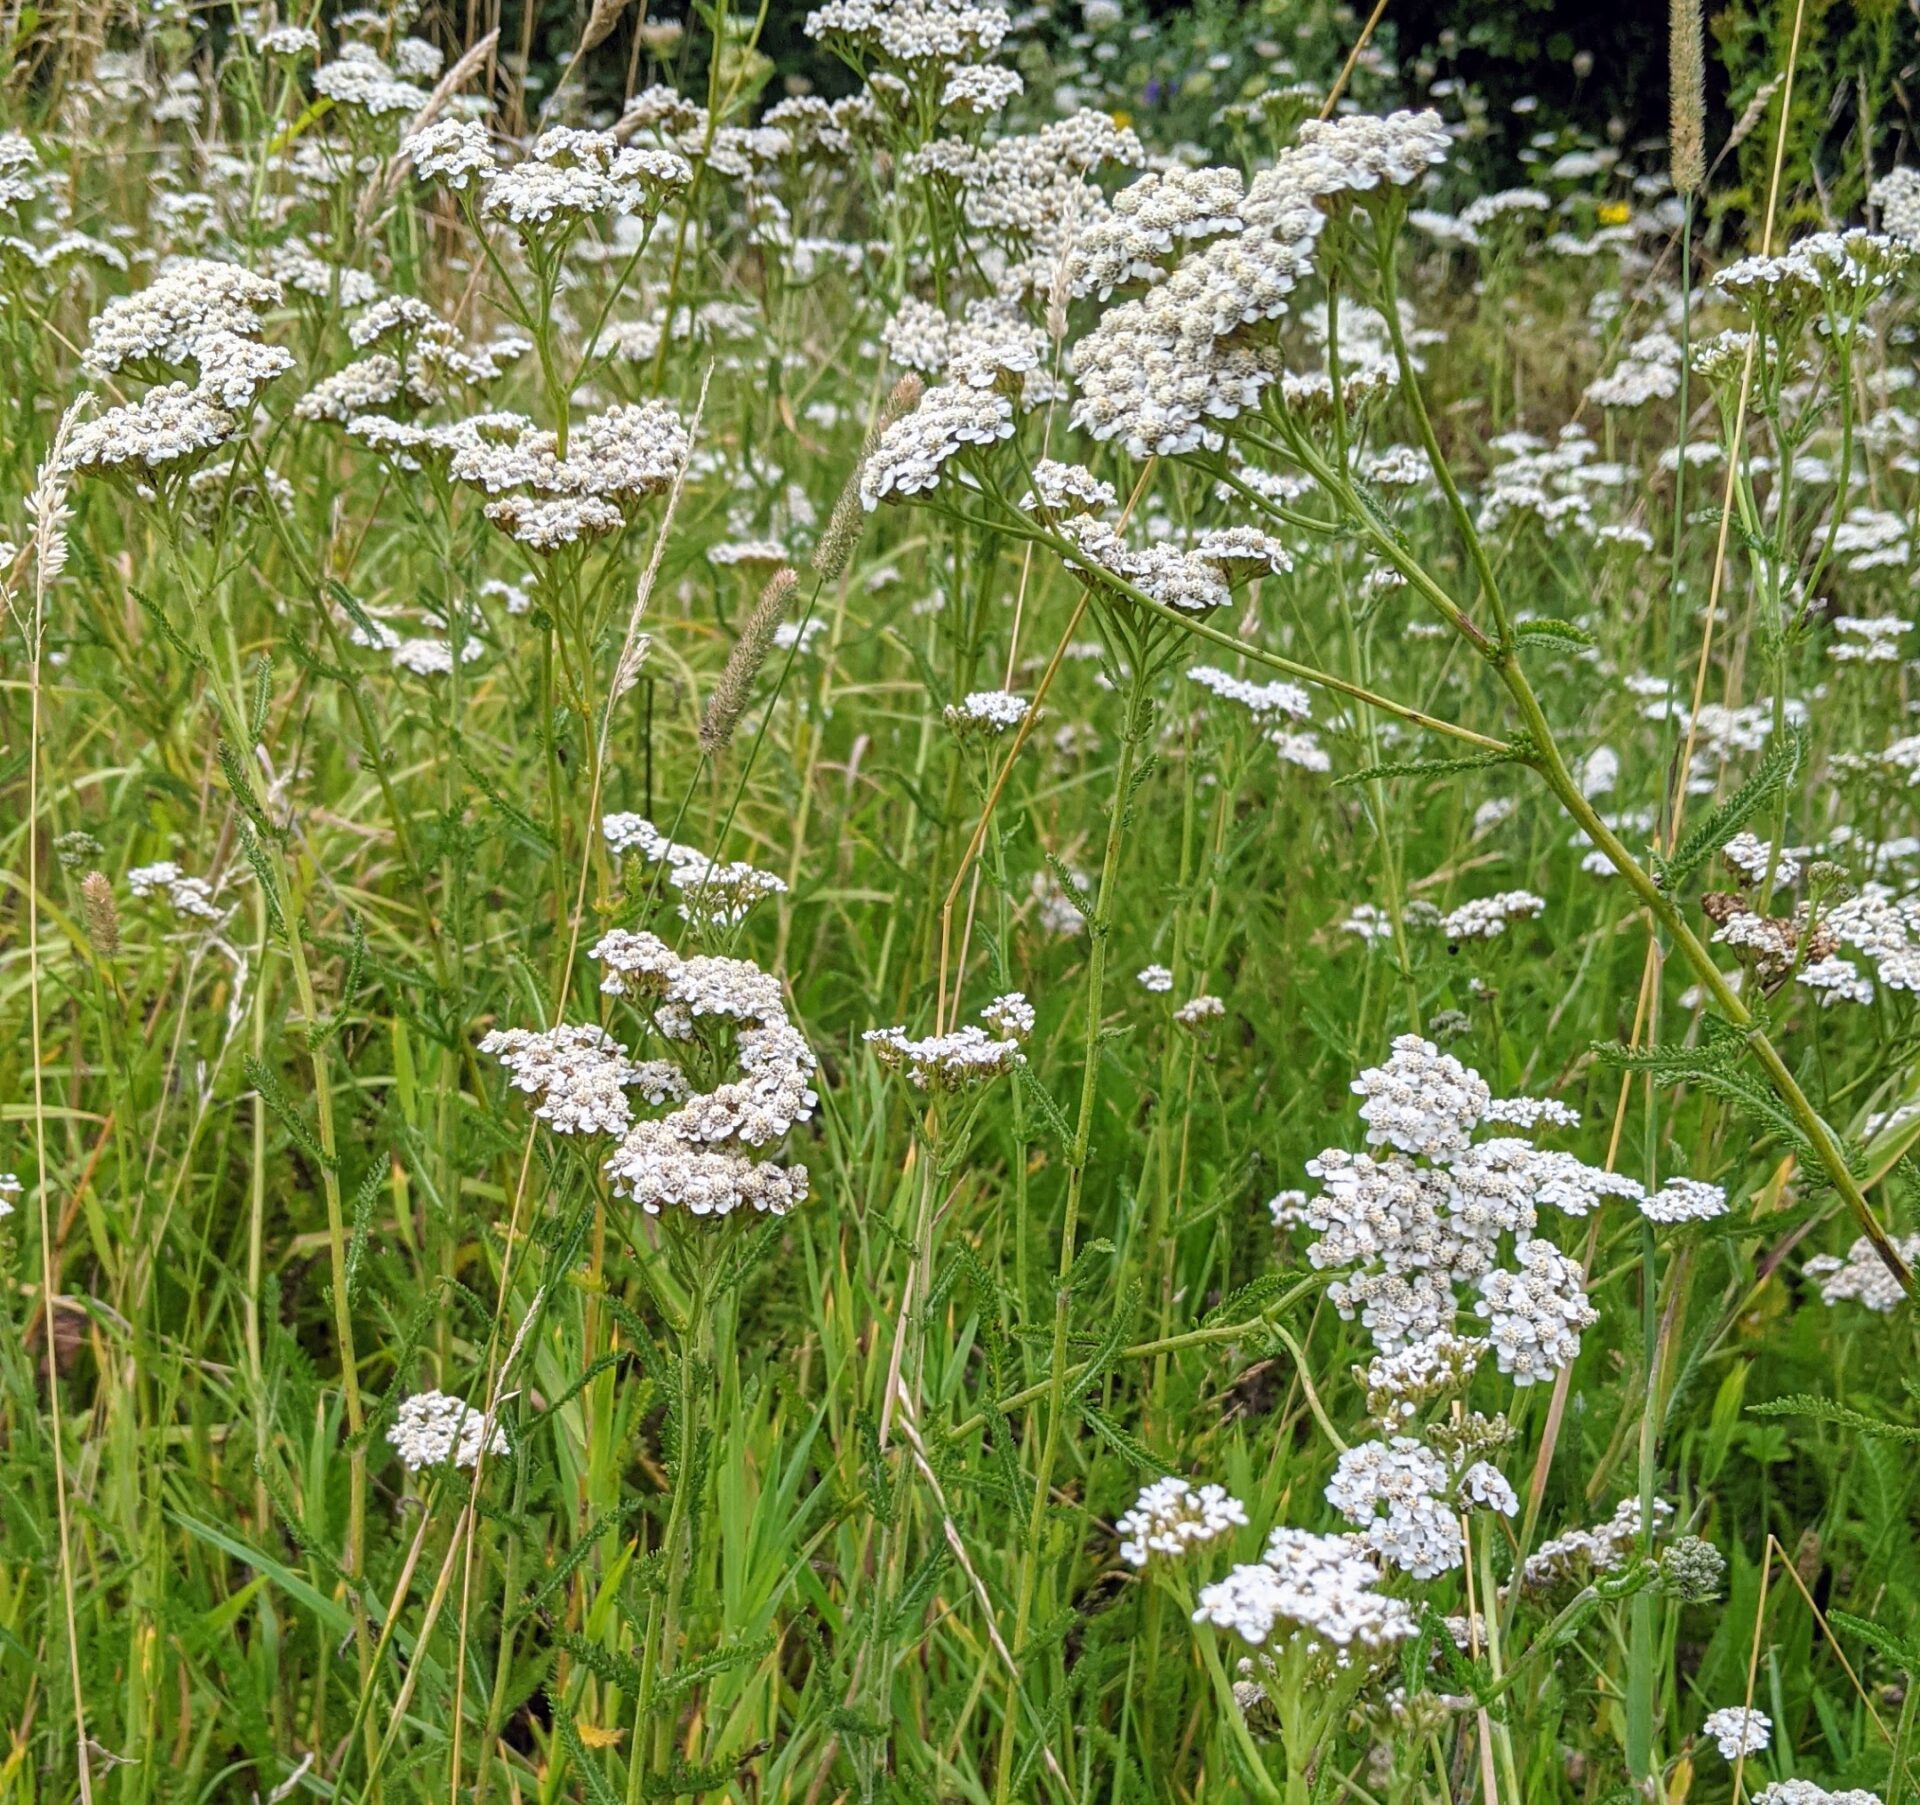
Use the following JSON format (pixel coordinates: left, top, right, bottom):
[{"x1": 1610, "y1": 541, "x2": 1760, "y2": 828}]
[{"x1": 8, "y1": 3, "x2": 1920, "y2": 1803}]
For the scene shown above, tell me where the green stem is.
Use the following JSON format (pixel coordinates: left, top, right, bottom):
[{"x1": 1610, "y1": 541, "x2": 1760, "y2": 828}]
[{"x1": 993, "y1": 651, "x2": 1153, "y2": 1803}]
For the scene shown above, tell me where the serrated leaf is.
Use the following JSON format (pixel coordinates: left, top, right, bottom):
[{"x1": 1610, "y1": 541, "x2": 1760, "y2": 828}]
[
  {"x1": 1748, "y1": 1394, "x2": 1920, "y2": 1442},
  {"x1": 1514, "y1": 617, "x2": 1597, "y2": 647},
  {"x1": 1654, "y1": 725, "x2": 1805, "y2": 891},
  {"x1": 1066, "y1": 1280, "x2": 1140, "y2": 1405},
  {"x1": 1079, "y1": 1401, "x2": 1166, "y2": 1471},
  {"x1": 1827, "y1": 1609, "x2": 1920, "y2": 1672},
  {"x1": 1336, "y1": 739, "x2": 1533, "y2": 788}
]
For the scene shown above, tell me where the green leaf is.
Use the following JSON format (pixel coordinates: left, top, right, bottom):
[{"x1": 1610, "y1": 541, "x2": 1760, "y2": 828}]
[
  {"x1": 248, "y1": 652, "x2": 274, "y2": 743},
  {"x1": 1202, "y1": 1270, "x2": 1303, "y2": 1330},
  {"x1": 1514, "y1": 617, "x2": 1597, "y2": 648},
  {"x1": 1066, "y1": 1280, "x2": 1140, "y2": 1405},
  {"x1": 547, "y1": 1688, "x2": 625, "y2": 1805},
  {"x1": 655, "y1": 1632, "x2": 778, "y2": 1706},
  {"x1": 1748, "y1": 1394, "x2": 1920, "y2": 1442},
  {"x1": 1654, "y1": 725, "x2": 1806, "y2": 891},
  {"x1": 513, "y1": 1505, "x2": 639, "y2": 1624},
  {"x1": 1079, "y1": 1401, "x2": 1166, "y2": 1471},
  {"x1": 1016, "y1": 1064, "x2": 1074, "y2": 1149},
  {"x1": 1336, "y1": 739, "x2": 1534, "y2": 788},
  {"x1": 553, "y1": 1630, "x2": 644, "y2": 1695},
  {"x1": 342, "y1": 1156, "x2": 384, "y2": 1306},
  {"x1": 244, "y1": 1056, "x2": 333, "y2": 1171},
  {"x1": 169, "y1": 1511, "x2": 351, "y2": 1636},
  {"x1": 1827, "y1": 1609, "x2": 1920, "y2": 1673}
]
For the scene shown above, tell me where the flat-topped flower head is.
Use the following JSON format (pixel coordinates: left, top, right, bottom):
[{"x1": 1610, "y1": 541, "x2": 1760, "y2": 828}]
[
  {"x1": 1476, "y1": 1240, "x2": 1597, "y2": 1385},
  {"x1": 479, "y1": 1023, "x2": 661, "y2": 1138},
  {"x1": 1754, "y1": 1785, "x2": 1885, "y2": 1805},
  {"x1": 1351, "y1": 1035, "x2": 1489, "y2": 1159},
  {"x1": 1116, "y1": 1477, "x2": 1248, "y2": 1566},
  {"x1": 1193, "y1": 1528, "x2": 1417, "y2": 1658},
  {"x1": 859, "y1": 383, "x2": 1014, "y2": 507},
  {"x1": 403, "y1": 118, "x2": 496, "y2": 188},
  {"x1": 864, "y1": 1009, "x2": 1027, "y2": 1092},
  {"x1": 83, "y1": 258, "x2": 281, "y2": 377},
  {"x1": 1021, "y1": 460, "x2": 1118, "y2": 518},
  {"x1": 1173, "y1": 993, "x2": 1225, "y2": 1032},
  {"x1": 1805, "y1": 1234, "x2": 1920, "y2": 1312},
  {"x1": 1703, "y1": 1707, "x2": 1772, "y2": 1761},
  {"x1": 1639, "y1": 1177, "x2": 1728, "y2": 1224},
  {"x1": 979, "y1": 992, "x2": 1035, "y2": 1039},
  {"x1": 477, "y1": 127, "x2": 689, "y2": 231},
  {"x1": 1440, "y1": 891, "x2": 1545, "y2": 941},
  {"x1": 387, "y1": 1390, "x2": 509, "y2": 1470},
  {"x1": 944, "y1": 689, "x2": 1029, "y2": 736},
  {"x1": 1325, "y1": 1437, "x2": 1460, "y2": 1577},
  {"x1": 1360, "y1": 1330, "x2": 1487, "y2": 1423},
  {"x1": 1187, "y1": 664, "x2": 1312, "y2": 722}
]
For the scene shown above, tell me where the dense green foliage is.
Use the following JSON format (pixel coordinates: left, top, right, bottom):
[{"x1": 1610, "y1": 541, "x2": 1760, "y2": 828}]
[{"x1": 4, "y1": 4, "x2": 1920, "y2": 1804}]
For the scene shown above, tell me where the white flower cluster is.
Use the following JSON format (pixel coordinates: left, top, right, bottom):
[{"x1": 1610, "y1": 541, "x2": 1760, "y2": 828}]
[
  {"x1": 1302, "y1": 1038, "x2": 1717, "y2": 1377},
  {"x1": 401, "y1": 118, "x2": 497, "y2": 188},
  {"x1": 1767, "y1": 885, "x2": 1920, "y2": 1005},
  {"x1": 1359, "y1": 1330, "x2": 1488, "y2": 1423},
  {"x1": 1068, "y1": 166, "x2": 1249, "y2": 300},
  {"x1": 1829, "y1": 615, "x2": 1908, "y2": 663},
  {"x1": 804, "y1": 0, "x2": 1010, "y2": 73},
  {"x1": 386, "y1": 1390, "x2": 510, "y2": 1471},
  {"x1": 1873, "y1": 166, "x2": 1920, "y2": 244},
  {"x1": 1475, "y1": 1241, "x2": 1598, "y2": 1383},
  {"x1": 388, "y1": 634, "x2": 486, "y2": 677},
  {"x1": 302, "y1": 307, "x2": 527, "y2": 428},
  {"x1": 478, "y1": 1023, "x2": 685, "y2": 1137},
  {"x1": 1754, "y1": 1784, "x2": 1884, "y2": 1805},
  {"x1": 1350, "y1": 1036, "x2": 1489, "y2": 1156},
  {"x1": 518, "y1": 930, "x2": 820, "y2": 1219},
  {"x1": 1830, "y1": 508, "x2": 1910, "y2": 572},
  {"x1": 1192, "y1": 1528, "x2": 1418, "y2": 1660},
  {"x1": 944, "y1": 689, "x2": 1030, "y2": 735},
  {"x1": 1518, "y1": 1496, "x2": 1672, "y2": 1591},
  {"x1": 859, "y1": 382, "x2": 1013, "y2": 506},
  {"x1": 66, "y1": 261, "x2": 291, "y2": 479},
  {"x1": 1702, "y1": 1707, "x2": 1772, "y2": 1762},
  {"x1": 864, "y1": 994, "x2": 1033, "y2": 1092},
  {"x1": 128, "y1": 859, "x2": 224, "y2": 921},
  {"x1": 465, "y1": 126, "x2": 691, "y2": 231},
  {"x1": 311, "y1": 46, "x2": 427, "y2": 117},
  {"x1": 1186, "y1": 664, "x2": 1312, "y2": 723},
  {"x1": 1637, "y1": 1177, "x2": 1728, "y2": 1224},
  {"x1": 599, "y1": 813, "x2": 786, "y2": 929},
  {"x1": 1116, "y1": 1476, "x2": 1248, "y2": 1566},
  {"x1": 1068, "y1": 111, "x2": 1446, "y2": 458},
  {"x1": 258, "y1": 24, "x2": 320, "y2": 56},
  {"x1": 1137, "y1": 964, "x2": 1174, "y2": 993},
  {"x1": 1714, "y1": 230, "x2": 1909, "y2": 313},
  {"x1": 441, "y1": 401, "x2": 689, "y2": 549},
  {"x1": 1022, "y1": 460, "x2": 1118, "y2": 518},
  {"x1": 1325, "y1": 1436, "x2": 1513, "y2": 1578},
  {"x1": 1458, "y1": 188, "x2": 1550, "y2": 232},
  {"x1": 1173, "y1": 993, "x2": 1225, "y2": 1031},
  {"x1": 1722, "y1": 832, "x2": 1801, "y2": 888},
  {"x1": 1054, "y1": 513, "x2": 1242, "y2": 614},
  {"x1": 1439, "y1": 890, "x2": 1545, "y2": 941},
  {"x1": 906, "y1": 112, "x2": 1143, "y2": 280},
  {"x1": 1586, "y1": 330, "x2": 1682, "y2": 409},
  {"x1": 1805, "y1": 1234, "x2": 1920, "y2": 1312}
]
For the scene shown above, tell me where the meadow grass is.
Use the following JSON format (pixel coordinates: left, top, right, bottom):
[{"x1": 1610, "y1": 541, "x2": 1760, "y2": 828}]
[{"x1": 5, "y1": 4, "x2": 1920, "y2": 1803}]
